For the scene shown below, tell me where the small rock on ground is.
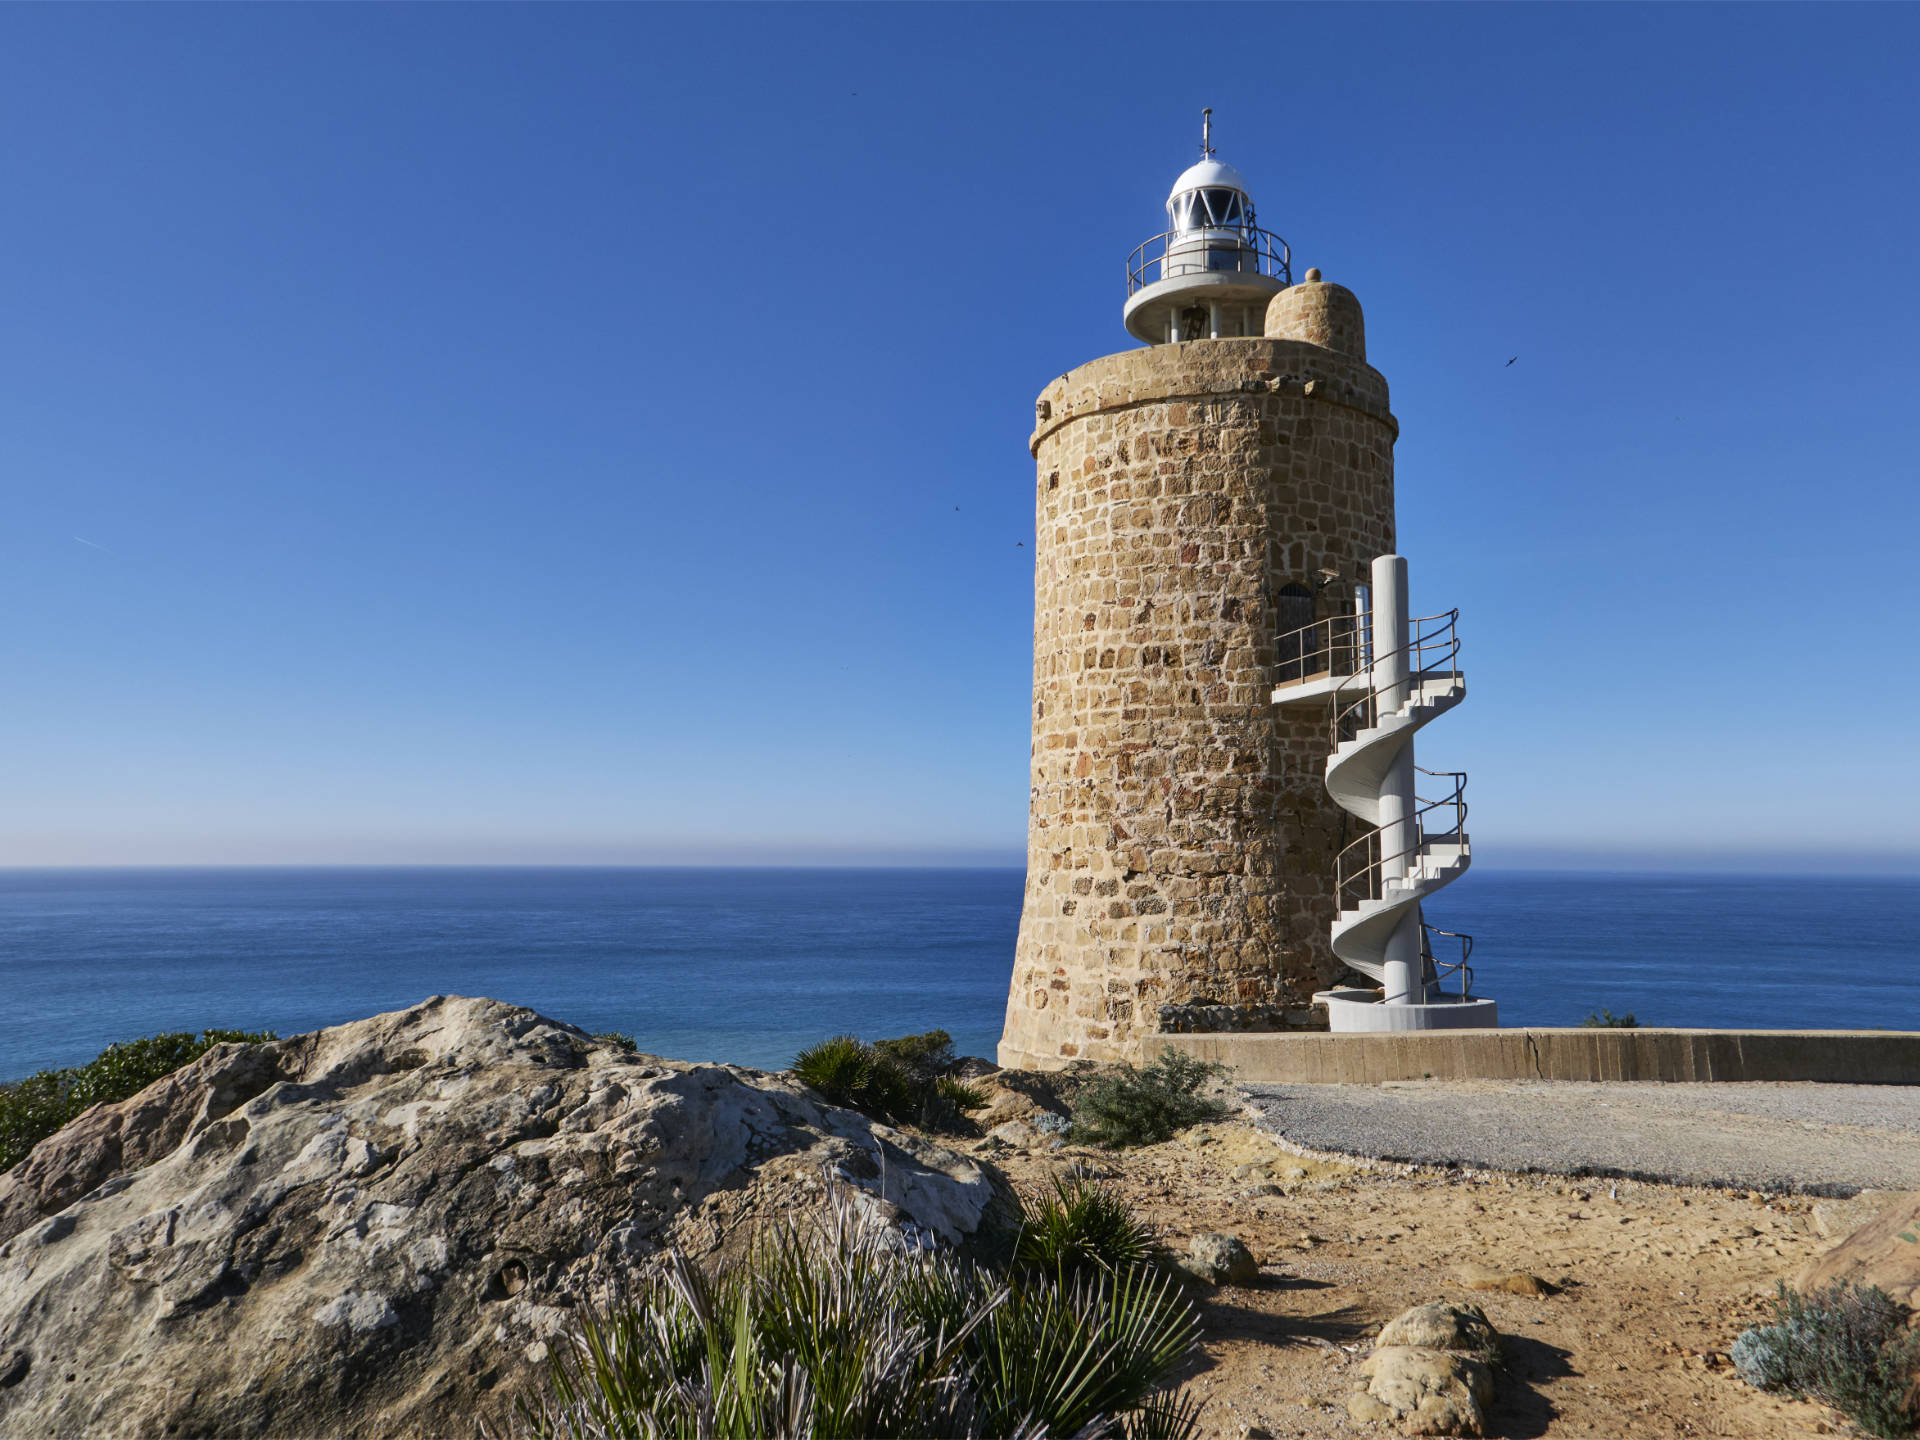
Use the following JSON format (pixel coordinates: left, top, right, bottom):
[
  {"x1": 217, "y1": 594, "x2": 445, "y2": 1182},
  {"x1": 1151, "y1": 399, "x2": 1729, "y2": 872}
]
[
  {"x1": 1454, "y1": 1263, "x2": 1552, "y2": 1296},
  {"x1": 1185, "y1": 1232, "x2": 1260, "y2": 1285}
]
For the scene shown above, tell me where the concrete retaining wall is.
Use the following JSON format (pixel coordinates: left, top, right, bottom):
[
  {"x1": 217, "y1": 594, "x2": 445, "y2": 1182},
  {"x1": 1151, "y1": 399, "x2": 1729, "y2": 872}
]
[{"x1": 1155, "y1": 1029, "x2": 1920, "y2": 1085}]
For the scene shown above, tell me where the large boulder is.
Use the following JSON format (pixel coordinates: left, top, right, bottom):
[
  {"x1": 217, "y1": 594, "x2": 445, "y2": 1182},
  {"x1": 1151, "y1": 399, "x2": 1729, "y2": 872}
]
[
  {"x1": 1797, "y1": 1189, "x2": 1920, "y2": 1309},
  {"x1": 1346, "y1": 1302, "x2": 1502, "y2": 1436},
  {"x1": 0, "y1": 996, "x2": 1013, "y2": 1438},
  {"x1": 1350, "y1": 1346, "x2": 1495, "y2": 1436}
]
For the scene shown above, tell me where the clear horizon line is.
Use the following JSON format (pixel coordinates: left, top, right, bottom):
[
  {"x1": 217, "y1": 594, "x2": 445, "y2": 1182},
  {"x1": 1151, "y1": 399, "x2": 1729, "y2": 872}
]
[{"x1": 1, "y1": 859, "x2": 1917, "y2": 881}]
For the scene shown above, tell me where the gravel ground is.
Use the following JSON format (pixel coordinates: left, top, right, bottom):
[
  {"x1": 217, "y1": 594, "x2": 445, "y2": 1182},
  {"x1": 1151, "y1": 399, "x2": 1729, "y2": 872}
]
[{"x1": 1241, "y1": 1079, "x2": 1920, "y2": 1194}]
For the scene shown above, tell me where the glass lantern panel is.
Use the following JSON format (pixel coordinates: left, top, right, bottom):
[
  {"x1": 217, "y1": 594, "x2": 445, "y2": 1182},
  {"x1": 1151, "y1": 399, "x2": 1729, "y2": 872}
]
[{"x1": 1202, "y1": 188, "x2": 1244, "y2": 225}]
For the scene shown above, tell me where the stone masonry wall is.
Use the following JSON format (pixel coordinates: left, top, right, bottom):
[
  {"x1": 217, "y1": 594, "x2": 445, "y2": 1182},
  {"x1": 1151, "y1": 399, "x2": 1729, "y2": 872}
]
[{"x1": 998, "y1": 334, "x2": 1397, "y2": 1068}]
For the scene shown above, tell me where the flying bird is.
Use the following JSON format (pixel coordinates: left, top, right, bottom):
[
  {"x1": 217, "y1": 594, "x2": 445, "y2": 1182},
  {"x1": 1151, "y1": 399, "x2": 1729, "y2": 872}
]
[{"x1": 1506, "y1": 356, "x2": 1518, "y2": 366}]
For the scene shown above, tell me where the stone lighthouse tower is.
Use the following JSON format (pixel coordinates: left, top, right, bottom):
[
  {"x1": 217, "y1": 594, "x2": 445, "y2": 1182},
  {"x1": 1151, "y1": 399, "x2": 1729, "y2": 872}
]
[{"x1": 999, "y1": 115, "x2": 1399, "y2": 1069}]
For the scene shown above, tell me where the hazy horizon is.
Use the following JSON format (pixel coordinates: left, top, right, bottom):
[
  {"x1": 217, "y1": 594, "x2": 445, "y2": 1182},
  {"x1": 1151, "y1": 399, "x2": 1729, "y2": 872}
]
[{"x1": 2, "y1": 850, "x2": 1916, "y2": 878}]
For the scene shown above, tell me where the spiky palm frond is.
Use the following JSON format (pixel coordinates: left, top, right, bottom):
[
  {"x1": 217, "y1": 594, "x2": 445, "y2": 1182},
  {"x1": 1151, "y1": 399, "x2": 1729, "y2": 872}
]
[
  {"x1": 1014, "y1": 1173, "x2": 1160, "y2": 1282},
  {"x1": 1113, "y1": 1387, "x2": 1206, "y2": 1440},
  {"x1": 967, "y1": 1262, "x2": 1203, "y2": 1438}
]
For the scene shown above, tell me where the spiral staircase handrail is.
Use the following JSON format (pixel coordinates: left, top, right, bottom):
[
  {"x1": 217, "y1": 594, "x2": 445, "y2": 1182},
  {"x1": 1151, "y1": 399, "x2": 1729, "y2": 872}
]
[
  {"x1": 1421, "y1": 923, "x2": 1475, "y2": 998},
  {"x1": 1331, "y1": 610, "x2": 1460, "y2": 746},
  {"x1": 1333, "y1": 775, "x2": 1470, "y2": 906},
  {"x1": 1299, "y1": 592, "x2": 1475, "y2": 1005}
]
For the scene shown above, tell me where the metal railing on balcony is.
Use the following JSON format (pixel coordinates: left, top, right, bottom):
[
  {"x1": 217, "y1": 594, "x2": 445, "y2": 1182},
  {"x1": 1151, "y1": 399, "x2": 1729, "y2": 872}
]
[
  {"x1": 1274, "y1": 611, "x2": 1372, "y2": 688},
  {"x1": 1126, "y1": 227, "x2": 1292, "y2": 296}
]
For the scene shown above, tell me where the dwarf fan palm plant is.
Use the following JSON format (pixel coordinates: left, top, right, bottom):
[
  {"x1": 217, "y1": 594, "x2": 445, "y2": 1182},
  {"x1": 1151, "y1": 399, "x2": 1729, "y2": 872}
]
[
  {"x1": 1014, "y1": 1172, "x2": 1160, "y2": 1282},
  {"x1": 520, "y1": 1182, "x2": 1203, "y2": 1440}
]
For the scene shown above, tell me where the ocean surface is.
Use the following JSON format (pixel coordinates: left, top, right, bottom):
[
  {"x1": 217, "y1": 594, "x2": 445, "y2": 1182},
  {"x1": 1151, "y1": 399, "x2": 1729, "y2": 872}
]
[{"x1": 3, "y1": 868, "x2": 1917, "y2": 1081}]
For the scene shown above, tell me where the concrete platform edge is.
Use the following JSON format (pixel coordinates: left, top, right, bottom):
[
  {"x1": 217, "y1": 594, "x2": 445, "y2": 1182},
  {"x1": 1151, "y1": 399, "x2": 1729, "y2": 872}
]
[{"x1": 1151, "y1": 1028, "x2": 1920, "y2": 1084}]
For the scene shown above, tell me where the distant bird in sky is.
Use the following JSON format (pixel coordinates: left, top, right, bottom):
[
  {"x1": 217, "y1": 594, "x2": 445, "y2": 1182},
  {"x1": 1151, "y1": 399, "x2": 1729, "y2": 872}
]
[
  {"x1": 1506, "y1": 356, "x2": 1518, "y2": 366},
  {"x1": 73, "y1": 535, "x2": 111, "y2": 553}
]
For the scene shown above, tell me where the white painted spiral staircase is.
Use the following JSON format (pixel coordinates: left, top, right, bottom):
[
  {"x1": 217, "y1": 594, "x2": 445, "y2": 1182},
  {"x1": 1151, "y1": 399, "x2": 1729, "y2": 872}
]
[{"x1": 1271, "y1": 555, "x2": 1497, "y2": 1031}]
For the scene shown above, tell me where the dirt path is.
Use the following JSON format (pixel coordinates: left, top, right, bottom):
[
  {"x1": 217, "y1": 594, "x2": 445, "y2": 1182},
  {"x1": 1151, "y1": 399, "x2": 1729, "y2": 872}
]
[
  {"x1": 972, "y1": 1106, "x2": 1898, "y2": 1438},
  {"x1": 1241, "y1": 1079, "x2": 1920, "y2": 1195}
]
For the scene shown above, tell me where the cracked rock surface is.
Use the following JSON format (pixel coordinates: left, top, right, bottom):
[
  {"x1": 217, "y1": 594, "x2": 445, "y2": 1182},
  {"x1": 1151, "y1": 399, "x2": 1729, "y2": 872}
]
[{"x1": 0, "y1": 996, "x2": 1012, "y2": 1438}]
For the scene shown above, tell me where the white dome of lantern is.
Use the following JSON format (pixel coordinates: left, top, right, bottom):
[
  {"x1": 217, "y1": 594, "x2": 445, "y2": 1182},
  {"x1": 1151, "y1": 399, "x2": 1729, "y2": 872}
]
[
  {"x1": 1167, "y1": 157, "x2": 1254, "y2": 229},
  {"x1": 1124, "y1": 111, "x2": 1292, "y2": 345}
]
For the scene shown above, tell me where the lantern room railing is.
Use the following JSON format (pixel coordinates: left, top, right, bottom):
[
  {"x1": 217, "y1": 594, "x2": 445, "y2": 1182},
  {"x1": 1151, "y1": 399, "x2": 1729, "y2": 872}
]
[{"x1": 1127, "y1": 227, "x2": 1292, "y2": 295}]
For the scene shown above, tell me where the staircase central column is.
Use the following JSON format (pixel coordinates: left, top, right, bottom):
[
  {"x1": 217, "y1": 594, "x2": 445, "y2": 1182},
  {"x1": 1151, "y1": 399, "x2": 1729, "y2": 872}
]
[{"x1": 1371, "y1": 554, "x2": 1423, "y2": 1005}]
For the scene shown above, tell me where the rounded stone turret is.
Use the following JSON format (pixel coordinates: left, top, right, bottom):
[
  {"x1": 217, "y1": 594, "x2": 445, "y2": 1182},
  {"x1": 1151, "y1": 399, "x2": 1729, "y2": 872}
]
[
  {"x1": 1266, "y1": 268, "x2": 1366, "y2": 359},
  {"x1": 999, "y1": 282, "x2": 1399, "y2": 1069}
]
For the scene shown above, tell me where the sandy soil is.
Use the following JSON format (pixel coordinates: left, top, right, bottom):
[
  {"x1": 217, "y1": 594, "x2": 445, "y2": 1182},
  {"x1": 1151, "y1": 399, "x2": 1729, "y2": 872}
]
[{"x1": 966, "y1": 1098, "x2": 1889, "y2": 1439}]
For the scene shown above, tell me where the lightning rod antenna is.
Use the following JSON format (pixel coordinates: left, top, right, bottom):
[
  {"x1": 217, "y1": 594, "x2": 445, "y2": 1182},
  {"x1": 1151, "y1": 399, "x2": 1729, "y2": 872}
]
[{"x1": 1201, "y1": 107, "x2": 1214, "y2": 157}]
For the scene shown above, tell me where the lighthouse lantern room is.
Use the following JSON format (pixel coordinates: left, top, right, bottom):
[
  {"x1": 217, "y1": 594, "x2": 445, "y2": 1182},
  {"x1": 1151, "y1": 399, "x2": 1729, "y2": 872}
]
[{"x1": 1123, "y1": 109, "x2": 1293, "y2": 345}]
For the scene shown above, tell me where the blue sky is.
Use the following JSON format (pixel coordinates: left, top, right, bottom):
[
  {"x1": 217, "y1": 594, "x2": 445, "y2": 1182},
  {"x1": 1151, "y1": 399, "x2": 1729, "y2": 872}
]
[{"x1": 4, "y1": 4, "x2": 1916, "y2": 870}]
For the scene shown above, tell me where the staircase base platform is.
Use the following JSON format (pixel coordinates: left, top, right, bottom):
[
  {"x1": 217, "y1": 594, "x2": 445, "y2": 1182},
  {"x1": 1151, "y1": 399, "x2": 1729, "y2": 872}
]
[
  {"x1": 1153, "y1": 1028, "x2": 1920, "y2": 1085},
  {"x1": 1317, "y1": 988, "x2": 1500, "y2": 1032}
]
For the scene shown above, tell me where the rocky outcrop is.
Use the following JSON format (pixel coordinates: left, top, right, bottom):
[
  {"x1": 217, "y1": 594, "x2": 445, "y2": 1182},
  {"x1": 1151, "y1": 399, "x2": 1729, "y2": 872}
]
[
  {"x1": 1797, "y1": 1189, "x2": 1920, "y2": 1308},
  {"x1": 0, "y1": 997, "x2": 1014, "y2": 1438}
]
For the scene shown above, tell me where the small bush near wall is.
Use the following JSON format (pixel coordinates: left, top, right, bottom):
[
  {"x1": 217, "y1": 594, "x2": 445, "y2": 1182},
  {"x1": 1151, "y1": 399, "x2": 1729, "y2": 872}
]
[
  {"x1": 1070, "y1": 1051, "x2": 1229, "y2": 1149},
  {"x1": 1581, "y1": 1010, "x2": 1640, "y2": 1028}
]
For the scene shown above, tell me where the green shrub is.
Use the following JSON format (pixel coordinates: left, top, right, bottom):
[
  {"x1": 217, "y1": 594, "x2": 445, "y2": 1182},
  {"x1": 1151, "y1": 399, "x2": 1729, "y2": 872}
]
[
  {"x1": 1731, "y1": 1282, "x2": 1920, "y2": 1437},
  {"x1": 793, "y1": 1035, "x2": 874, "y2": 1104},
  {"x1": 1015, "y1": 1172, "x2": 1159, "y2": 1282},
  {"x1": 0, "y1": 1028, "x2": 277, "y2": 1173},
  {"x1": 935, "y1": 1077, "x2": 988, "y2": 1115},
  {"x1": 521, "y1": 1185, "x2": 1202, "y2": 1440},
  {"x1": 1581, "y1": 1009, "x2": 1640, "y2": 1028},
  {"x1": 1070, "y1": 1050, "x2": 1230, "y2": 1149},
  {"x1": 872, "y1": 1029, "x2": 955, "y2": 1084},
  {"x1": 791, "y1": 1031, "x2": 975, "y2": 1133},
  {"x1": 590, "y1": 1031, "x2": 637, "y2": 1050}
]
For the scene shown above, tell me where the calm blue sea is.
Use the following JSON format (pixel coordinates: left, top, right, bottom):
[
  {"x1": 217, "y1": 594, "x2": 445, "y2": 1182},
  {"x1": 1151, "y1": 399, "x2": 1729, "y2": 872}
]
[{"x1": 2, "y1": 868, "x2": 1916, "y2": 1081}]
